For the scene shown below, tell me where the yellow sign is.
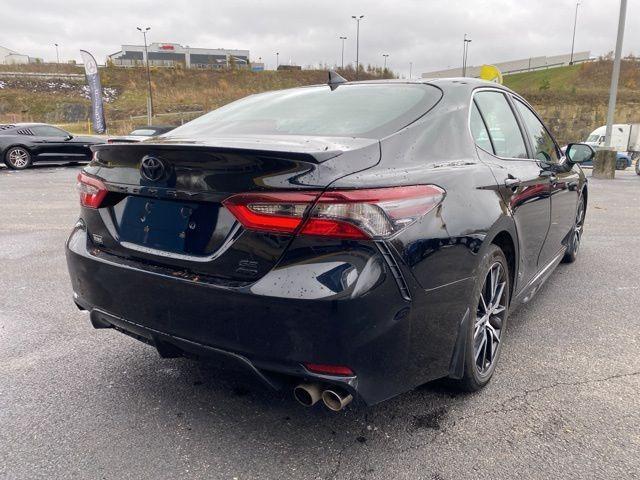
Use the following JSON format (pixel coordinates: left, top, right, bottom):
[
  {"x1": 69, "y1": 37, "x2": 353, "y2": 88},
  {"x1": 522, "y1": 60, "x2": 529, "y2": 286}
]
[{"x1": 479, "y1": 64, "x2": 503, "y2": 84}]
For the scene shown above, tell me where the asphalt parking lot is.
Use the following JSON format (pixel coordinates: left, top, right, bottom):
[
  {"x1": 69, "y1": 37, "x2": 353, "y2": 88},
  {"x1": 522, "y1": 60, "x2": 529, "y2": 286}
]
[{"x1": 1, "y1": 164, "x2": 639, "y2": 480}]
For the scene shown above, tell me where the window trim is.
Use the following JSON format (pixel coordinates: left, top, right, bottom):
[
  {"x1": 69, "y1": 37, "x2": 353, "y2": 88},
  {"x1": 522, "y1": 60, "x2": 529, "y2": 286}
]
[{"x1": 468, "y1": 87, "x2": 533, "y2": 161}]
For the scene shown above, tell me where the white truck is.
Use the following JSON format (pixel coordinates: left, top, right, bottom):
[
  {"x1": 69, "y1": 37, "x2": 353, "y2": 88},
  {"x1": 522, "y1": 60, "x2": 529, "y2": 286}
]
[{"x1": 584, "y1": 124, "x2": 640, "y2": 172}]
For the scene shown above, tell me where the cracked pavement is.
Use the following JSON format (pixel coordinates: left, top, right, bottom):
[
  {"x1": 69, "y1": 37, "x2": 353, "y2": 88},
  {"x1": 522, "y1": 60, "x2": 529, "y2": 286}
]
[{"x1": 1, "y1": 164, "x2": 639, "y2": 479}]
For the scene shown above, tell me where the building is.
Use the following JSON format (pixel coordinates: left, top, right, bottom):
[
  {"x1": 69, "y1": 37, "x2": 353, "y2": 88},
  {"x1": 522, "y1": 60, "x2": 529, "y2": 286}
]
[
  {"x1": 0, "y1": 45, "x2": 42, "y2": 65},
  {"x1": 108, "y1": 43, "x2": 250, "y2": 69},
  {"x1": 422, "y1": 51, "x2": 591, "y2": 78}
]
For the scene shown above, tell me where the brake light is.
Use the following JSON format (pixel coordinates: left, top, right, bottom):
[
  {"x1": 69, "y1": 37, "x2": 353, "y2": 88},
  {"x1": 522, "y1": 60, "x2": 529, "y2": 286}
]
[
  {"x1": 223, "y1": 185, "x2": 445, "y2": 240},
  {"x1": 76, "y1": 172, "x2": 108, "y2": 208}
]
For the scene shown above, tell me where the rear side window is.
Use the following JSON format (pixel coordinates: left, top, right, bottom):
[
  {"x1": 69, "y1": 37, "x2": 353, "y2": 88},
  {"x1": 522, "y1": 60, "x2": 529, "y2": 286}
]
[
  {"x1": 474, "y1": 91, "x2": 527, "y2": 159},
  {"x1": 31, "y1": 126, "x2": 68, "y2": 137},
  {"x1": 166, "y1": 84, "x2": 442, "y2": 139},
  {"x1": 513, "y1": 98, "x2": 559, "y2": 163},
  {"x1": 470, "y1": 102, "x2": 493, "y2": 153}
]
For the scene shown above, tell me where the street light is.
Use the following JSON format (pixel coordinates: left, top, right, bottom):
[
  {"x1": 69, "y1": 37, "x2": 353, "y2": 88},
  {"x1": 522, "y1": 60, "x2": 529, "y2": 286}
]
[
  {"x1": 351, "y1": 15, "x2": 364, "y2": 79},
  {"x1": 570, "y1": 2, "x2": 581, "y2": 65},
  {"x1": 276, "y1": 52, "x2": 279, "y2": 69},
  {"x1": 54, "y1": 43, "x2": 59, "y2": 64},
  {"x1": 605, "y1": 0, "x2": 628, "y2": 148},
  {"x1": 382, "y1": 53, "x2": 389, "y2": 70},
  {"x1": 136, "y1": 26, "x2": 154, "y2": 125},
  {"x1": 339, "y1": 36, "x2": 347, "y2": 70},
  {"x1": 462, "y1": 34, "x2": 472, "y2": 76}
]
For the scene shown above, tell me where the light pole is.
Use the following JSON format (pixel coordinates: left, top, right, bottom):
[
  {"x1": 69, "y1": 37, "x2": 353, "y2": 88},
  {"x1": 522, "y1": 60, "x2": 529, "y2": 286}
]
[
  {"x1": 352, "y1": 15, "x2": 364, "y2": 79},
  {"x1": 409, "y1": 62, "x2": 413, "y2": 79},
  {"x1": 276, "y1": 52, "x2": 279, "y2": 69},
  {"x1": 570, "y1": 2, "x2": 581, "y2": 65},
  {"x1": 462, "y1": 34, "x2": 472, "y2": 76},
  {"x1": 137, "y1": 26, "x2": 154, "y2": 125},
  {"x1": 339, "y1": 36, "x2": 347, "y2": 70},
  {"x1": 382, "y1": 54, "x2": 389, "y2": 70},
  {"x1": 54, "y1": 43, "x2": 59, "y2": 64},
  {"x1": 605, "y1": 0, "x2": 628, "y2": 148}
]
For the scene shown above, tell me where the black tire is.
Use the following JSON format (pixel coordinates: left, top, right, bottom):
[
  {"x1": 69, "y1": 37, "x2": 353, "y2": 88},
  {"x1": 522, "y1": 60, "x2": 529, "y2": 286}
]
[
  {"x1": 454, "y1": 245, "x2": 510, "y2": 392},
  {"x1": 635, "y1": 159, "x2": 640, "y2": 176},
  {"x1": 616, "y1": 159, "x2": 627, "y2": 171},
  {"x1": 562, "y1": 195, "x2": 586, "y2": 264},
  {"x1": 4, "y1": 146, "x2": 32, "y2": 170}
]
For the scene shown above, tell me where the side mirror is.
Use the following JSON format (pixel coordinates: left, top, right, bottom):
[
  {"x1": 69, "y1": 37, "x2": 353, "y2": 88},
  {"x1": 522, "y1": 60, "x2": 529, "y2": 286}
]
[
  {"x1": 66, "y1": 134, "x2": 74, "y2": 140},
  {"x1": 565, "y1": 143, "x2": 595, "y2": 164}
]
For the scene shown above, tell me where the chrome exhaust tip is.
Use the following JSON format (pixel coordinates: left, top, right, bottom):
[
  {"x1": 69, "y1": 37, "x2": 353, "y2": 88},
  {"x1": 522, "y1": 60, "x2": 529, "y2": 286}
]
[
  {"x1": 321, "y1": 388, "x2": 353, "y2": 411},
  {"x1": 293, "y1": 383, "x2": 323, "y2": 407}
]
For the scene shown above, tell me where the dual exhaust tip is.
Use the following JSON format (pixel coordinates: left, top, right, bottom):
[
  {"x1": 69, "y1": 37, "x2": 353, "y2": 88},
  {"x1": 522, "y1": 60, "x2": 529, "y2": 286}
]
[{"x1": 293, "y1": 383, "x2": 353, "y2": 411}]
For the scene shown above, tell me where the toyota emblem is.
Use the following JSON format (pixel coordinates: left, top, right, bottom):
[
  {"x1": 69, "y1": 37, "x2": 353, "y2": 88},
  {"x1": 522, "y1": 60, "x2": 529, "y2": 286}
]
[{"x1": 140, "y1": 156, "x2": 166, "y2": 182}]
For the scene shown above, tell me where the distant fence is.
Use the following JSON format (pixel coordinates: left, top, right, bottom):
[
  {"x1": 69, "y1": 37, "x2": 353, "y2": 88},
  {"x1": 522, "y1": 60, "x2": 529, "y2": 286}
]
[
  {"x1": 422, "y1": 51, "x2": 592, "y2": 78},
  {"x1": 0, "y1": 71, "x2": 84, "y2": 80}
]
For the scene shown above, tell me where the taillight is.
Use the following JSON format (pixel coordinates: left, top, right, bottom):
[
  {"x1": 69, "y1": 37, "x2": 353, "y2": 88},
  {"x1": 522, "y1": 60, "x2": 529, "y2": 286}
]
[
  {"x1": 76, "y1": 172, "x2": 108, "y2": 208},
  {"x1": 223, "y1": 185, "x2": 445, "y2": 240}
]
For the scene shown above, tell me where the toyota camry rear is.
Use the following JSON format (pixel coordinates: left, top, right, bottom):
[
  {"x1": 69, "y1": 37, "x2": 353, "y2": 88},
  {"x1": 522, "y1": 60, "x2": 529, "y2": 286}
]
[{"x1": 66, "y1": 78, "x2": 583, "y2": 409}]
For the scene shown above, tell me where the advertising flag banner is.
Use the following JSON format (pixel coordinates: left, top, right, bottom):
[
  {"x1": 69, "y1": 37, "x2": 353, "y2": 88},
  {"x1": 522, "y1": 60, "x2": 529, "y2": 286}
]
[{"x1": 80, "y1": 50, "x2": 107, "y2": 134}]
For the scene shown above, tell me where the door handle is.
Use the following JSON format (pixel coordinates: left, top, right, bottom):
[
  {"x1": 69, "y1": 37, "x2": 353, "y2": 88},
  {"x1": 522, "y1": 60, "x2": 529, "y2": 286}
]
[{"x1": 505, "y1": 177, "x2": 521, "y2": 188}]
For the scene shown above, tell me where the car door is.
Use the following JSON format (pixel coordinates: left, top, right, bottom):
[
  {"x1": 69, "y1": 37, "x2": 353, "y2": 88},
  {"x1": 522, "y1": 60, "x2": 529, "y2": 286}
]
[
  {"x1": 512, "y1": 97, "x2": 580, "y2": 265},
  {"x1": 471, "y1": 90, "x2": 552, "y2": 290},
  {"x1": 29, "y1": 126, "x2": 71, "y2": 159}
]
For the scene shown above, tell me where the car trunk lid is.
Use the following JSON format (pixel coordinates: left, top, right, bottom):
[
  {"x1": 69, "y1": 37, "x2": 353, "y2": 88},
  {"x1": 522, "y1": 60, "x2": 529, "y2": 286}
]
[{"x1": 81, "y1": 136, "x2": 380, "y2": 284}]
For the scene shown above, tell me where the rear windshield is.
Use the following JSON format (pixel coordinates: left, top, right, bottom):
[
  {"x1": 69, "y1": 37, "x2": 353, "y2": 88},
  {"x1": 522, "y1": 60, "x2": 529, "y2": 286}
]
[{"x1": 165, "y1": 84, "x2": 442, "y2": 139}]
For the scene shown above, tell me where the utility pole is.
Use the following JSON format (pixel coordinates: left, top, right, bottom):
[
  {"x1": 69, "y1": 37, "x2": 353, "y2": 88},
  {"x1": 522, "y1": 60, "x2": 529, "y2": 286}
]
[
  {"x1": 352, "y1": 15, "x2": 364, "y2": 79},
  {"x1": 276, "y1": 52, "x2": 279, "y2": 69},
  {"x1": 605, "y1": 0, "x2": 628, "y2": 147},
  {"x1": 137, "y1": 26, "x2": 154, "y2": 125},
  {"x1": 340, "y1": 36, "x2": 347, "y2": 70},
  {"x1": 462, "y1": 34, "x2": 472, "y2": 76},
  {"x1": 54, "y1": 43, "x2": 60, "y2": 64},
  {"x1": 382, "y1": 54, "x2": 389, "y2": 70},
  {"x1": 570, "y1": 2, "x2": 581, "y2": 65}
]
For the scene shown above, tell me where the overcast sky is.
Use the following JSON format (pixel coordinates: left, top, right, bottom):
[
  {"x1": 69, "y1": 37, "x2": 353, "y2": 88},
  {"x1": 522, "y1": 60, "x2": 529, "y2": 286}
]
[{"x1": 2, "y1": 0, "x2": 637, "y2": 77}]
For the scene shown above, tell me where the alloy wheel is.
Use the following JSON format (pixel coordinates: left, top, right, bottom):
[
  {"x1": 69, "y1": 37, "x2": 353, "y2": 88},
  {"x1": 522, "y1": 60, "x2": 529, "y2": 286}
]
[
  {"x1": 474, "y1": 262, "x2": 507, "y2": 376},
  {"x1": 8, "y1": 148, "x2": 30, "y2": 168},
  {"x1": 572, "y1": 199, "x2": 585, "y2": 255}
]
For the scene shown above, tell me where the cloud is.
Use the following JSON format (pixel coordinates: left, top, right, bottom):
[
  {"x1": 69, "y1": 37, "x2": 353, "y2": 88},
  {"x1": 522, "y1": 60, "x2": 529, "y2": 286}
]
[{"x1": 2, "y1": 0, "x2": 637, "y2": 77}]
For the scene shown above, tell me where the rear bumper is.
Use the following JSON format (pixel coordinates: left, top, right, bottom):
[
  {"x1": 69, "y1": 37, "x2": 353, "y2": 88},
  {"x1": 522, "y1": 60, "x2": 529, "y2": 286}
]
[{"x1": 66, "y1": 224, "x2": 471, "y2": 405}]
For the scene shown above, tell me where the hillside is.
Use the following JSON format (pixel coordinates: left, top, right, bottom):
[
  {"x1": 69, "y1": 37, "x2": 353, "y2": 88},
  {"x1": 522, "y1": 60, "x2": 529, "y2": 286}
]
[
  {"x1": 503, "y1": 59, "x2": 640, "y2": 143},
  {"x1": 1, "y1": 59, "x2": 639, "y2": 142}
]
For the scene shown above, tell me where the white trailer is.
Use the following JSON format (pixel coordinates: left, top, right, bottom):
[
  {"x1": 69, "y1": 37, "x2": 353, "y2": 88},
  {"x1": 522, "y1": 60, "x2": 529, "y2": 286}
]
[{"x1": 585, "y1": 123, "x2": 640, "y2": 157}]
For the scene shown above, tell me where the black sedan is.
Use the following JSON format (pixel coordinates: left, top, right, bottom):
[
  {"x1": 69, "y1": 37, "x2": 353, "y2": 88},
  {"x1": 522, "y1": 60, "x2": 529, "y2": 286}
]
[
  {"x1": 65, "y1": 77, "x2": 594, "y2": 410},
  {"x1": 0, "y1": 123, "x2": 103, "y2": 170}
]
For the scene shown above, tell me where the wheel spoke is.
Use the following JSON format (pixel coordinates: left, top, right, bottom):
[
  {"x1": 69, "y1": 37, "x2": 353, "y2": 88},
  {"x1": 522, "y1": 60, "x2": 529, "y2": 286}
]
[
  {"x1": 474, "y1": 333, "x2": 487, "y2": 363},
  {"x1": 487, "y1": 323, "x2": 501, "y2": 345},
  {"x1": 479, "y1": 292, "x2": 488, "y2": 315},
  {"x1": 490, "y1": 265, "x2": 498, "y2": 300},
  {"x1": 492, "y1": 281, "x2": 505, "y2": 306}
]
